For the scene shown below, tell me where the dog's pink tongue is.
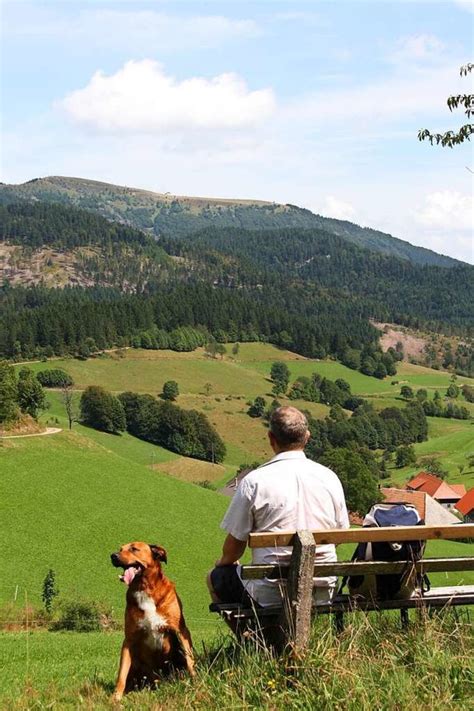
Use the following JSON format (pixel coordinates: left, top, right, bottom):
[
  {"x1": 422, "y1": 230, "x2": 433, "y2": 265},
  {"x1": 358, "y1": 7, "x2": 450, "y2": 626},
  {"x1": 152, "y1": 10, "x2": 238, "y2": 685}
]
[{"x1": 121, "y1": 567, "x2": 139, "y2": 585}]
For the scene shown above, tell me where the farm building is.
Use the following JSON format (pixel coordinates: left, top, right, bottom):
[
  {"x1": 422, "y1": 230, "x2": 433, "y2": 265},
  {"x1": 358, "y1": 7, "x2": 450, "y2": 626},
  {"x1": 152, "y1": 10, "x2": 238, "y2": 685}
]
[
  {"x1": 405, "y1": 472, "x2": 466, "y2": 510},
  {"x1": 455, "y1": 489, "x2": 474, "y2": 523}
]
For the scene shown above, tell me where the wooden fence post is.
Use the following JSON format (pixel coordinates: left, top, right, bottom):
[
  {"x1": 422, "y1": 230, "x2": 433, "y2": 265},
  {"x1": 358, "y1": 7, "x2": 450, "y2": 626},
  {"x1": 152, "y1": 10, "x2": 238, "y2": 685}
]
[{"x1": 278, "y1": 530, "x2": 315, "y2": 654}]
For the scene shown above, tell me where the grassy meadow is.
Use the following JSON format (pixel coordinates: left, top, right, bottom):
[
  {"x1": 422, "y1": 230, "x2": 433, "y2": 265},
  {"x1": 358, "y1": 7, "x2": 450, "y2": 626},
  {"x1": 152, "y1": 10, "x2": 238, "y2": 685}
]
[
  {"x1": 1, "y1": 615, "x2": 473, "y2": 709},
  {"x1": 2, "y1": 343, "x2": 473, "y2": 707},
  {"x1": 0, "y1": 430, "x2": 228, "y2": 641},
  {"x1": 25, "y1": 343, "x2": 474, "y2": 483}
]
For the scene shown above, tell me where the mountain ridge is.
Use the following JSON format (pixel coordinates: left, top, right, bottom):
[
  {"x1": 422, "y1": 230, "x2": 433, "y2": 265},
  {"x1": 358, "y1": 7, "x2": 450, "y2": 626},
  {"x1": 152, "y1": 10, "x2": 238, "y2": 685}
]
[{"x1": 0, "y1": 175, "x2": 463, "y2": 268}]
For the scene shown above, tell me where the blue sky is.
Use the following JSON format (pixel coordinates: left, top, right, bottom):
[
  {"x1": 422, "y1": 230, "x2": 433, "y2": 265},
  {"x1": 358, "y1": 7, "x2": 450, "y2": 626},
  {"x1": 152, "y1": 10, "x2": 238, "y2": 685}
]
[{"x1": 1, "y1": 0, "x2": 473, "y2": 262}]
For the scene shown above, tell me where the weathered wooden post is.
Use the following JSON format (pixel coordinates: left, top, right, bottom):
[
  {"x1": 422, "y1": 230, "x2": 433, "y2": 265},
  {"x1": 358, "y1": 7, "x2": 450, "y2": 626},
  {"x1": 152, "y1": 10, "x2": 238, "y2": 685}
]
[{"x1": 278, "y1": 530, "x2": 315, "y2": 654}]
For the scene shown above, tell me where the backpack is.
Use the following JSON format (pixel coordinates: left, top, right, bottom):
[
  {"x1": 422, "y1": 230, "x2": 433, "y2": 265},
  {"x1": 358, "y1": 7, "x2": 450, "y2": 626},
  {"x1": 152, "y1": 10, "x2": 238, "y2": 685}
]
[{"x1": 344, "y1": 504, "x2": 430, "y2": 601}]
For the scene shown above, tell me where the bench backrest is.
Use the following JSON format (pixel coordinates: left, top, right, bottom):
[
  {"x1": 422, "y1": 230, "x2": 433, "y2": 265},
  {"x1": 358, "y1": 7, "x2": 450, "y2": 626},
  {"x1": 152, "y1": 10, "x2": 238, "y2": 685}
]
[
  {"x1": 248, "y1": 524, "x2": 474, "y2": 548},
  {"x1": 242, "y1": 525, "x2": 474, "y2": 581}
]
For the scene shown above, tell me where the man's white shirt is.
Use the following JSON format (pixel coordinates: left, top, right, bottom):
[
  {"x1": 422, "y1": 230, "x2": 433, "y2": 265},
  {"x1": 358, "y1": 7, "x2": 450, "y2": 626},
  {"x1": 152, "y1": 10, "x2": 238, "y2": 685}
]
[{"x1": 221, "y1": 450, "x2": 350, "y2": 607}]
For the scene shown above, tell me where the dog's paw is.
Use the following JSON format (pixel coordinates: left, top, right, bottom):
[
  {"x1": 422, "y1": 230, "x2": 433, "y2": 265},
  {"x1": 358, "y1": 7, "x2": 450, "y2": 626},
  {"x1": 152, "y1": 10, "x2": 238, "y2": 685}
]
[{"x1": 111, "y1": 691, "x2": 123, "y2": 704}]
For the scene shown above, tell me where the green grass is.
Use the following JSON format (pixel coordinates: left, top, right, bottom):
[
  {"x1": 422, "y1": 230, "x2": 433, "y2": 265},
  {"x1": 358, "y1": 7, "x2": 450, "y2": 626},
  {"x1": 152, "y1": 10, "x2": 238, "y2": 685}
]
[
  {"x1": 1, "y1": 614, "x2": 473, "y2": 709},
  {"x1": 26, "y1": 349, "x2": 270, "y2": 398},
  {"x1": 396, "y1": 362, "x2": 472, "y2": 390},
  {"x1": 4, "y1": 345, "x2": 474, "y2": 707},
  {"x1": 249, "y1": 358, "x2": 394, "y2": 395},
  {"x1": 31, "y1": 347, "x2": 473, "y2": 484},
  {"x1": 0, "y1": 432, "x2": 227, "y2": 641},
  {"x1": 388, "y1": 417, "x2": 474, "y2": 487},
  {"x1": 424, "y1": 539, "x2": 474, "y2": 586}
]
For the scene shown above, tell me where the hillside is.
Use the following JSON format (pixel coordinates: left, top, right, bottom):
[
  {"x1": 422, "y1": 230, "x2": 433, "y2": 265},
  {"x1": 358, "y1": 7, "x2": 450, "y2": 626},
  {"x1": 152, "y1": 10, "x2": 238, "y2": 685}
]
[
  {"x1": 3, "y1": 344, "x2": 473, "y2": 616},
  {"x1": 1, "y1": 201, "x2": 473, "y2": 374},
  {"x1": 0, "y1": 176, "x2": 462, "y2": 267},
  {"x1": 17, "y1": 344, "x2": 474, "y2": 486},
  {"x1": 0, "y1": 202, "x2": 170, "y2": 290},
  {"x1": 0, "y1": 428, "x2": 228, "y2": 642},
  {"x1": 2, "y1": 342, "x2": 473, "y2": 708}
]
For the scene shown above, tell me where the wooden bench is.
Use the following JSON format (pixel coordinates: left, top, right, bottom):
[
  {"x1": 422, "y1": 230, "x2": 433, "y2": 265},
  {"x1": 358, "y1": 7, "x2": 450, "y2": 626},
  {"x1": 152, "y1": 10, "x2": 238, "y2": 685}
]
[{"x1": 210, "y1": 524, "x2": 474, "y2": 653}]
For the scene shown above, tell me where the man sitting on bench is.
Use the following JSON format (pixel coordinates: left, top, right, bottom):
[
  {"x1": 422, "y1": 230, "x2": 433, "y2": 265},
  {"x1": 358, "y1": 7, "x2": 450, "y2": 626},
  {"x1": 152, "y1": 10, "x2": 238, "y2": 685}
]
[{"x1": 207, "y1": 406, "x2": 350, "y2": 617}]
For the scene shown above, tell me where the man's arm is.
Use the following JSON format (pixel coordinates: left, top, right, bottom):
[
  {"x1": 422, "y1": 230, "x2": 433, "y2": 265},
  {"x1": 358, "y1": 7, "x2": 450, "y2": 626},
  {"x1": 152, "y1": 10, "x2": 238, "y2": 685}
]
[{"x1": 215, "y1": 533, "x2": 247, "y2": 567}]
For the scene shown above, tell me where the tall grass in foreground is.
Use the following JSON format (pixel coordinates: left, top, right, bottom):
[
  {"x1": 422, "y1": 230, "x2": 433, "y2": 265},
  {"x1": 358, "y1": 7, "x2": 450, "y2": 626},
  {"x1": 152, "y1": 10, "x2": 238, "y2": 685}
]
[{"x1": 1, "y1": 612, "x2": 472, "y2": 710}]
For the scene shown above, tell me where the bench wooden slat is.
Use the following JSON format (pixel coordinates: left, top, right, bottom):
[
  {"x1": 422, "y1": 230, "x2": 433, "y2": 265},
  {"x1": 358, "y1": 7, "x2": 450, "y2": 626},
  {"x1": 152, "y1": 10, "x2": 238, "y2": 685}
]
[
  {"x1": 241, "y1": 557, "x2": 474, "y2": 579},
  {"x1": 210, "y1": 584, "x2": 474, "y2": 619},
  {"x1": 248, "y1": 524, "x2": 474, "y2": 548}
]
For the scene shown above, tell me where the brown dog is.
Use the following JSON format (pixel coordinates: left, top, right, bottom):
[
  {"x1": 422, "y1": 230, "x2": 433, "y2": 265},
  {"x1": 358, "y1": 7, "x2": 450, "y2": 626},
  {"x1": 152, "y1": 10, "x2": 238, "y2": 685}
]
[{"x1": 110, "y1": 541, "x2": 194, "y2": 702}]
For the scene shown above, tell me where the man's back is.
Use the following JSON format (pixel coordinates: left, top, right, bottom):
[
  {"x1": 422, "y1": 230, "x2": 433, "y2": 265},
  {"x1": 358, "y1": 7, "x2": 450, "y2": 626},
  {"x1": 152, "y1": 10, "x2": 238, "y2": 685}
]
[{"x1": 221, "y1": 450, "x2": 349, "y2": 606}]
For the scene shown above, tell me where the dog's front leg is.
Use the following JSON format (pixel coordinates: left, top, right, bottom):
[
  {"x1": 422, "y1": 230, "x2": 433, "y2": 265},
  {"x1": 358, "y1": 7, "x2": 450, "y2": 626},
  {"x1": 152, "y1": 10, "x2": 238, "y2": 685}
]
[
  {"x1": 177, "y1": 629, "x2": 195, "y2": 677},
  {"x1": 113, "y1": 641, "x2": 132, "y2": 702}
]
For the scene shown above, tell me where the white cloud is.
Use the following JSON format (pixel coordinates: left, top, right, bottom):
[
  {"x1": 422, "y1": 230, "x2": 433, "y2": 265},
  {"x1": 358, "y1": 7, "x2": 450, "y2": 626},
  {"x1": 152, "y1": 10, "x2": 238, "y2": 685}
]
[
  {"x1": 7, "y1": 8, "x2": 260, "y2": 51},
  {"x1": 320, "y1": 196, "x2": 357, "y2": 221},
  {"x1": 409, "y1": 190, "x2": 474, "y2": 263},
  {"x1": 57, "y1": 60, "x2": 276, "y2": 134},
  {"x1": 388, "y1": 34, "x2": 446, "y2": 64},
  {"x1": 415, "y1": 190, "x2": 473, "y2": 230}
]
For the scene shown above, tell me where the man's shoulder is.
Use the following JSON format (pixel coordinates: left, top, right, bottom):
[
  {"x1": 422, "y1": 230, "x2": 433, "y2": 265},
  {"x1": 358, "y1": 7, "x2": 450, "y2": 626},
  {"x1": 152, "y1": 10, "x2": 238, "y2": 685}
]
[{"x1": 244, "y1": 454, "x2": 339, "y2": 482}]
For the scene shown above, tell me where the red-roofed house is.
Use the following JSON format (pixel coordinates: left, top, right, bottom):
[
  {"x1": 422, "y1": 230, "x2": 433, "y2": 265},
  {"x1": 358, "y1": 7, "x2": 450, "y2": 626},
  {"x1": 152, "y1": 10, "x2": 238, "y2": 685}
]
[
  {"x1": 455, "y1": 489, "x2": 474, "y2": 523},
  {"x1": 406, "y1": 473, "x2": 464, "y2": 509},
  {"x1": 406, "y1": 472, "x2": 437, "y2": 491}
]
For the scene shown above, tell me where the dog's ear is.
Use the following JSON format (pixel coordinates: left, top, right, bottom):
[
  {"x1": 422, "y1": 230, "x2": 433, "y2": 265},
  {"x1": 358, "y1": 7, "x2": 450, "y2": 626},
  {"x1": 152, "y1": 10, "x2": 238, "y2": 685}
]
[{"x1": 149, "y1": 544, "x2": 167, "y2": 564}]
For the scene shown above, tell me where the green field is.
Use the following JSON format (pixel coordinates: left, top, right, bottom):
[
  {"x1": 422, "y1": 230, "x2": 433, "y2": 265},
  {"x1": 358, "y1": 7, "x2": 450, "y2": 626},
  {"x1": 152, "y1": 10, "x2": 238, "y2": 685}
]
[
  {"x1": 2, "y1": 342, "x2": 473, "y2": 706},
  {"x1": 2, "y1": 608, "x2": 473, "y2": 710},
  {"x1": 0, "y1": 344, "x2": 474, "y2": 709},
  {"x1": 0, "y1": 431, "x2": 228, "y2": 641},
  {"x1": 389, "y1": 418, "x2": 474, "y2": 487},
  {"x1": 27, "y1": 345, "x2": 474, "y2": 485}
]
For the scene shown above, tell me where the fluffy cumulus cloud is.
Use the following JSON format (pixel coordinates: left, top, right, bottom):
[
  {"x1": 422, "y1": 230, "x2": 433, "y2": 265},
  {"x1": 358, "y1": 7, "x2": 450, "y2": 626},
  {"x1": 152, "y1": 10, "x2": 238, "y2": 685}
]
[{"x1": 57, "y1": 60, "x2": 276, "y2": 134}]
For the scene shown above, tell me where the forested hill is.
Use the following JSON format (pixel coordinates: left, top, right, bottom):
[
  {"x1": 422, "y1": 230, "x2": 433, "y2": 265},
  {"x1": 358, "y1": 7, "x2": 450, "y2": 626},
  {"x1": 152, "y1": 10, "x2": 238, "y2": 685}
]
[
  {"x1": 0, "y1": 202, "x2": 169, "y2": 290},
  {"x1": 164, "y1": 227, "x2": 474, "y2": 332},
  {"x1": 0, "y1": 200, "x2": 473, "y2": 365},
  {"x1": 0, "y1": 175, "x2": 461, "y2": 268}
]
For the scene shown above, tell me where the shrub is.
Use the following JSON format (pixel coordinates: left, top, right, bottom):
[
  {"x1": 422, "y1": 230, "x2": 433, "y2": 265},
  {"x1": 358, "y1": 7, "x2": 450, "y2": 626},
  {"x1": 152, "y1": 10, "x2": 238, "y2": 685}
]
[
  {"x1": 196, "y1": 480, "x2": 216, "y2": 490},
  {"x1": 162, "y1": 380, "x2": 179, "y2": 401},
  {"x1": 247, "y1": 396, "x2": 266, "y2": 418},
  {"x1": 37, "y1": 369, "x2": 74, "y2": 388},
  {"x1": 50, "y1": 601, "x2": 101, "y2": 632},
  {"x1": 41, "y1": 568, "x2": 59, "y2": 613}
]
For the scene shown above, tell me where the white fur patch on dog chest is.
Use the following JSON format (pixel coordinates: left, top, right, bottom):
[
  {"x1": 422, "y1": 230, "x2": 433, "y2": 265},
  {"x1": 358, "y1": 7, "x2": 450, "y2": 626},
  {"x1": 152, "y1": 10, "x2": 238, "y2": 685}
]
[{"x1": 134, "y1": 591, "x2": 168, "y2": 649}]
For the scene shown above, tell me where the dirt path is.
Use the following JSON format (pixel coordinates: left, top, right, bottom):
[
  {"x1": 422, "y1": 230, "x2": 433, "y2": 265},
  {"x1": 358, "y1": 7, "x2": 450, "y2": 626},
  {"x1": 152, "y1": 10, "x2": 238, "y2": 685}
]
[{"x1": 0, "y1": 427, "x2": 62, "y2": 439}]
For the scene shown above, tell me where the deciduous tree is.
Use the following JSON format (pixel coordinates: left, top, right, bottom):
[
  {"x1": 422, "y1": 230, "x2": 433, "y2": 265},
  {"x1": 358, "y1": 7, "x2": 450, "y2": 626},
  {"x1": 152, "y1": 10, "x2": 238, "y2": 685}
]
[
  {"x1": 80, "y1": 386, "x2": 126, "y2": 434},
  {"x1": 418, "y1": 63, "x2": 473, "y2": 148},
  {"x1": 16, "y1": 368, "x2": 46, "y2": 419}
]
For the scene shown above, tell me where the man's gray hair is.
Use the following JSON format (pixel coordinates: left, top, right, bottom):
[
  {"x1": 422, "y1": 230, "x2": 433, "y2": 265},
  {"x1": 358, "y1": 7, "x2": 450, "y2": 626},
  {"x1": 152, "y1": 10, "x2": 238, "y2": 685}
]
[{"x1": 269, "y1": 406, "x2": 309, "y2": 448}]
